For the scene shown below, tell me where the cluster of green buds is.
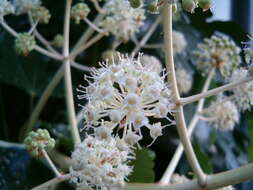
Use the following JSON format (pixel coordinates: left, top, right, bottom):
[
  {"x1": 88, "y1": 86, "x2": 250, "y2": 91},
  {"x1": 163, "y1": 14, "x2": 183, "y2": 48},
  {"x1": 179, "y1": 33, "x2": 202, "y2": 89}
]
[
  {"x1": 24, "y1": 129, "x2": 55, "y2": 157},
  {"x1": 0, "y1": 0, "x2": 15, "y2": 19},
  {"x1": 71, "y1": 3, "x2": 90, "y2": 24},
  {"x1": 15, "y1": 32, "x2": 36, "y2": 56},
  {"x1": 31, "y1": 6, "x2": 51, "y2": 24},
  {"x1": 182, "y1": 0, "x2": 212, "y2": 13},
  {"x1": 52, "y1": 34, "x2": 64, "y2": 48}
]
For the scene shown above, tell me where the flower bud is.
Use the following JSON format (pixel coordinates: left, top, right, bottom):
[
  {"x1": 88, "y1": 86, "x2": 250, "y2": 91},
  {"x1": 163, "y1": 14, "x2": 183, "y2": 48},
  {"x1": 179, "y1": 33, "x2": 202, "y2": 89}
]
[
  {"x1": 31, "y1": 6, "x2": 51, "y2": 24},
  {"x1": 172, "y1": 3, "x2": 177, "y2": 13},
  {"x1": 198, "y1": 0, "x2": 212, "y2": 11},
  {"x1": 129, "y1": 0, "x2": 142, "y2": 8},
  {"x1": 52, "y1": 34, "x2": 64, "y2": 48},
  {"x1": 182, "y1": 0, "x2": 196, "y2": 13},
  {"x1": 24, "y1": 129, "x2": 55, "y2": 157},
  {"x1": 148, "y1": 2, "x2": 159, "y2": 14},
  {"x1": 71, "y1": 3, "x2": 90, "y2": 24},
  {"x1": 15, "y1": 33, "x2": 36, "y2": 56}
]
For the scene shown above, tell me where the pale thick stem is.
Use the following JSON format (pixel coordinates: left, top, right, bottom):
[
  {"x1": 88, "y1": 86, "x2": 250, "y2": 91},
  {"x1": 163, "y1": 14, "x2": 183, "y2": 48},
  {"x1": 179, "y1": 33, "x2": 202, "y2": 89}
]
[
  {"x1": 63, "y1": 0, "x2": 81, "y2": 144},
  {"x1": 42, "y1": 149, "x2": 61, "y2": 177},
  {"x1": 163, "y1": 3, "x2": 206, "y2": 185},
  {"x1": 125, "y1": 163, "x2": 253, "y2": 190},
  {"x1": 25, "y1": 65, "x2": 64, "y2": 136},
  {"x1": 181, "y1": 76, "x2": 253, "y2": 105},
  {"x1": 159, "y1": 70, "x2": 214, "y2": 184},
  {"x1": 31, "y1": 174, "x2": 71, "y2": 190},
  {"x1": 83, "y1": 17, "x2": 105, "y2": 33},
  {"x1": 132, "y1": 16, "x2": 162, "y2": 55},
  {"x1": 71, "y1": 61, "x2": 93, "y2": 72},
  {"x1": 70, "y1": 32, "x2": 105, "y2": 59}
]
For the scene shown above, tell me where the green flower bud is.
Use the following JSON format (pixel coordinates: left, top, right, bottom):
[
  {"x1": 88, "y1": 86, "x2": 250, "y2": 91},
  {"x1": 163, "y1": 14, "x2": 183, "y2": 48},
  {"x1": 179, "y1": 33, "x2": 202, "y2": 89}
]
[
  {"x1": 198, "y1": 0, "x2": 212, "y2": 11},
  {"x1": 52, "y1": 34, "x2": 64, "y2": 48},
  {"x1": 31, "y1": 6, "x2": 51, "y2": 24},
  {"x1": 15, "y1": 33, "x2": 36, "y2": 56},
  {"x1": 24, "y1": 129, "x2": 55, "y2": 157},
  {"x1": 129, "y1": 0, "x2": 142, "y2": 8},
  {"x1": 148, "y1": 2, "x2": 159, "y2": 14},
  {"x1": 71, "y1": 3, "x2": 90, "y2": 24},
  {"x1": 172, "y1": 3, "x2": 177, "y2": 13},
  {"x1": 182, "y1": 0, "x2": 196, "y2": 13}
]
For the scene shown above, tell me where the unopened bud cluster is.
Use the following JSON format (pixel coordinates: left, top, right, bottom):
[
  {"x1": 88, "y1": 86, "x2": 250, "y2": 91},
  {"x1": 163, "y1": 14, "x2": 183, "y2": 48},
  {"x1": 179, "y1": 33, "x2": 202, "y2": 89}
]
[
  {"x1": 15, "y1": 32, "x2": 36, "y2": 56},
  {"x1": 24, "y1": 129, "x2": 55, "y2": 157},
  {"x1": 71, "y1": 3, "x2": 90, "y2": 24},
  {"x1": 182, "y1": 0, "x2": 212, "y2": 13},
  {"x1": 53, "y1": 34, "x2": 64, "y2": 48},
  {"x1": 31, "y1": 6, "x2": 51, "y2": 24}
]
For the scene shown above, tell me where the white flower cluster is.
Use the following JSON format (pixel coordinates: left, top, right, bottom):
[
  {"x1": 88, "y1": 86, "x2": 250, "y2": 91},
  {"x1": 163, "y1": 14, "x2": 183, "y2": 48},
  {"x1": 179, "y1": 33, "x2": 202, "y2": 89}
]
[
  {"x1": 70, "y1": 135, "x2": 133, "y2": 190},
  {"x1": 13, "y1": 0, "x2": 41, "y2": 15},
  {"x1": 244, "y1": 47, "x2": 253, "y2": 64},
  {"x1": 194, "y1": 35, "x2": 241, "y2": 78},
  {"x1": 0, "y1": 0, "x2": 15, "y2": 18},
  {"x1": 216, "y1": 186, "x2": 235, "y2": 190},
  {"x1": 173, "y1": 31, "x2": 187, "y2": 54},
  {"x1": 229, "y1": 68, "x2": 253, "y2": 111},
  {"x1": 78, "y1": 54, "x2": 175, "y2": 146},
  {"x1": 100, "y1": 0, "x2": 145, "y2": 42},
  {"x1": 140, "y1": 54, "x2": 163, "y2": 74},
  {"x1": 175, "y1": 67, "x2": 193, "y2": 94},
  {"x1": 202, "y1": 98, "x2": 239, "y2": 131}
]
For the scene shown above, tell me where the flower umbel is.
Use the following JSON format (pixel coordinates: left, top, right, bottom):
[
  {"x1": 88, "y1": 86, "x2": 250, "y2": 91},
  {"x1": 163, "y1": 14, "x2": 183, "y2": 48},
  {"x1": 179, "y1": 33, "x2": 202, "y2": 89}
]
[
  {"x1": 201, "y1": 97, "x2": 239, "y2": 131},
  {"x1": 15, "y1": 32, "x2": 36, "y2": 56},
  {"x1": 70, "y1": 135, "x2": 133, "y2": 190},
  {"x1": 0, "y1": 0, "x2": 15, "y2": 18},
  {"x1": 24, "y1": 129, "x2": 55, "y2": 157},
  {"x1": 78, "y1": 54, "x2": 175, "y2": 146},
  {"x1": 194, "y1": 35, "x2": 241, "y2": 78}
]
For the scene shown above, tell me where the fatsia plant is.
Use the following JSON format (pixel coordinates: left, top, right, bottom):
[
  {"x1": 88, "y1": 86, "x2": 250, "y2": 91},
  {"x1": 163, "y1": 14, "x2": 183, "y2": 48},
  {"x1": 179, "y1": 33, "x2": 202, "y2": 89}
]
[{"x1": 1, "y1": 0, "x2": 253, "y2": 190}]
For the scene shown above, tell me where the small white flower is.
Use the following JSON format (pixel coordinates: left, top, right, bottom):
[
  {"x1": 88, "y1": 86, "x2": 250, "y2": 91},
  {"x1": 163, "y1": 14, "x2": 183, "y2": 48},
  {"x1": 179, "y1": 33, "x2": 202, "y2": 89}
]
[
  {"x1": 100, "y1": 0, "x2": 145, "y2": 42},
  {"x1": 201, "y1": 98, "x2": 239, "y2": 131},
  {"x1": 194, "y1": 35, "x2": 241, "y2": 78},
  {"x1": 140, "y1": 55, "x2": 163, "y2": 74},
  {"x1": 175, "y1": 67, "x2": 193, "y2": 94},
  {"x1": 13, "y1": 0, "x2": 41, "y2": 14},
  {"x1": 173, "y1": 31, "x2": 187, "y2": 54},
  {"x1": 70, "y1": 135, "x2": 133, "y2": 190},
  {"x1": 149, "y1": 123, "x2": 162, "y2": 139},
  {"x1": 244, "y1": 47, "x2": 253, "y2": 64},
  {"x1": 79, "y1": 54, "x2": 175, "y2": 145},
  {"x1": 0, "y1": 0, "x2": 15, "y2": 18}
]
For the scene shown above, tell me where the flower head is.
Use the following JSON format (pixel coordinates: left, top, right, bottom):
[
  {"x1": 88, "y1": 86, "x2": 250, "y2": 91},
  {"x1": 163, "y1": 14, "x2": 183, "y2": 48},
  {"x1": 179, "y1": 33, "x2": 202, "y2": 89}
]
[
  {"x1": 24, "y1": 129, "x2": 55, "y2": 157},
  {"x1": 194, "y1": 35, "x2": 241, "y2": 78},
  {"x1": 170, "y1": 174, "x2": 189, "y2": 184},
  {"x1": 140, "y1": 55, "x2": 163, "y2": 74},
  {"x1": 173, "y1": 31, "x2": 187, "y2": 54},
  {"x1": 78, "y1": 54, "x2": 175, "y2": 146},
  {"x1": 13, "y1": 0, "x2": 41, "y2": 15},
  {"x1": 175, "y1": 67, "x2": 193, "y2": 94},
  {"x1": 71, "y1": 3, "x2": 90, "y2": 24},
  {"x1": 70, "y1": 135, "x2": 133, "y2": 190},
  {"x1": 229, "y1": 68, "x2": 253, "y2": 110},
  {"x1": 202, "y1": 98, "x2": 239, "y2": 131},
  {"x1": 31, "y1": 6, "x2": 51, "y2": 24},
  {"x1": 0, "y1": 0, "x2": 15, "y2": 18},
  {"x1": 15, "y1": 32, "x2": 36, "y2": 56},
  {"x1": 100, "y1": 0, "x2": 145, "y2": 42}
]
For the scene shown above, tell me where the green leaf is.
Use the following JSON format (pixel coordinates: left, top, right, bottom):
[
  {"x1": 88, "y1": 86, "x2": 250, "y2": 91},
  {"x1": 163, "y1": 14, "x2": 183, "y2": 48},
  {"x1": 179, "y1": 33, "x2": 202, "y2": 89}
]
[
  {"x1": 247, "y1": 116, "x2": 253, "y2": 162},
  {"x1": 193, "y1": 140, "x2": 213, "y2": 174},
  {"x1": 0, "y1": 33, "x2": 64, "y2": 98},
  {"x1": 128, "y1": 148, "x2": 155, "y2": 183}
]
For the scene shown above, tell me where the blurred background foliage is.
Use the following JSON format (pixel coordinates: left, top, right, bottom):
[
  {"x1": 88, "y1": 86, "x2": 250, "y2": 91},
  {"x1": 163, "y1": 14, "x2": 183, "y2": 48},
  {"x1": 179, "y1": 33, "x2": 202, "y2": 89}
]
[{"x1": 0, "y1": 0, "x2": 253, "y2": 190}]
